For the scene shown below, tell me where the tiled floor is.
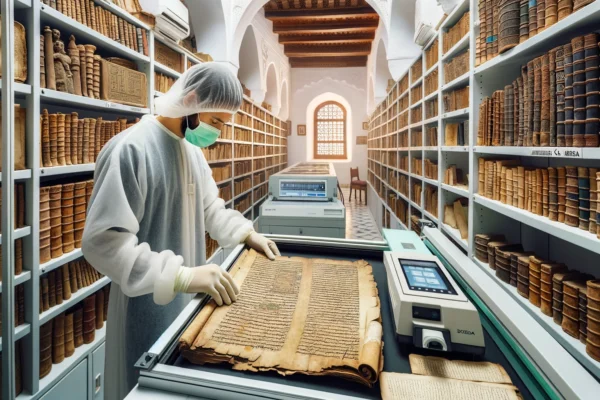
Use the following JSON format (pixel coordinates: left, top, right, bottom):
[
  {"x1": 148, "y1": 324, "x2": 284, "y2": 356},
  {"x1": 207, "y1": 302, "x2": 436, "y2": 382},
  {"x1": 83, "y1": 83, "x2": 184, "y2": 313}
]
[{"x1": 342, "y1": 188, "x2": 383, "y2": 241}]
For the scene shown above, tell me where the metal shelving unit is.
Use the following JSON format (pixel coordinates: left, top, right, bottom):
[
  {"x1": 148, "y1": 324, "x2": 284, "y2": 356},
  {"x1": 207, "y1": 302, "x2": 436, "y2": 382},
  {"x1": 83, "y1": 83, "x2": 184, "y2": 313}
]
[
  {"x1": 366, "y1": 0, "x2": 600, "y2": 379},
  {"x1": 1, "y1": 1, "x2": 288, "y2": 399}
]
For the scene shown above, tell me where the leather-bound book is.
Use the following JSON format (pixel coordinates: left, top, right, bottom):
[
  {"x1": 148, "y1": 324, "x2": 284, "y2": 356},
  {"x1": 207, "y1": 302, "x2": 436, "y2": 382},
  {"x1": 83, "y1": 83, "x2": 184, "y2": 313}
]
[
  {"x1": 510, "y1": 251, "x2": 533, "y2": 287},
  {"x1": 549, "y1": 48, "x2": 558, "y2": 145},
  {"x1": 541, "y1": 54, "x2": 551, "y2": 146},
  {"x1": 103, "y1": 285, "x2": 110, "y2": 321},
  {"x1": 48, "y1": 113, "x2": 58, "y2": 167},
  {"x1": 62, "y1": 183, "x2": 75, "y2": 253},
  {"x1": 496, "y1": 244, "x2": 524, "y2": 283},
  {"x1": 553, "y1": 272, "x2": 578, "y2": 324},
  {"x1": 519, "y1": 0, "x2": 529, "y2": 42},
  {"x1": 64, "y1": 312, "x2": 75, "y2": 357},
  {"x1": 73, "y1": 306, "x2": 84, "y2": 348},
  {"x1": 555, "y1": 45, "x2": 566, "y2": 146},
  {"x1": 542, "y1": 168, "x2": 549, "y2": 217},
  {"x1": 557, "y1": 167, "x2": 567, "y2": 222},
  {"x1": 95, "y1": 289, "x2": 104, "y2": 329},
  {"x1": 529, "y1": 0, "x2": 538, "y2": 36},
  {"x1": 49, "y1": 185, "x2": 63, "y2": 259},
  {"x1": 64, "y1": 113, "x2": 71, "y2": 165},
  {"x1": 74, "y1": 182, "x2": 88, "y2": 248},
  {"x1": 540, "y1": 263, "x2": 568, "y2": 316},
  {"x1": 16, "y1": 284, "x2": 25, "y2": 326},
  {"x1": 83, "y1": 295, "x2": 96, "y2": 344},
  {"x1": 40, "y1": 35, "x2": 46, "y2": 89},
  {"x1": 41, "y1": 109, "x2": 51, "y2": 167},
  {"x1": 77, "y1": 119, "x2": 84, "y2": 164},
  {"x1": 70, "y1": 112, "x2": 78, "y2": 165},
  {"x1": 48, "y1": 270, "x2": 57, "y2": 308},
  {"x1": 565, "y1": 166, "x2": 580, "y2": 227},
  {"x1": 590, "y1": 168, "x2": 598, "y2": 234},
  {"x1": 574, "y1": 0, "x2": 595, "y2": 11},
  {"x1": 445, "y1": 123, "x2": 459, "y2": 146},
  {"x1": 526, "y1": 62, "x2": 535, "y2": 145},
  {"x1": 52, "y1": 313, "x2": 65, "y2": 364},
  {"x1": 57, "y1": 113, "x2": 66, "y2": 165},
  {"x1": 538, "y1": 0, "x2": 546, "y2": 33},
  {"x1": 564, "y1": 44, "x2": 574, "y2": 146},
  {"x1": 499, "y1": 0, "x2": 520, "y2": 53},
  {"x1": 545, "y1": 0, "x2": 558, "y2": 26},
  {"x1": 533, "y1": 57, "x2": 543, "y2": 146},
  {"x1": 587, "y1": 280, "x2": 600, "y2": 361},
  {"x1": 584, "y1": 33, "x2": 599, "y2": 147},
  {"x1": 517, "y1": 256, "x2": 531, "y2": 298},
  {"x1": 578, "y1": 167, "x2": 590, "y2": 230},
  {"x1": 529, "y1": 255, "x2": 547, "y2": 307},
  {"x1": 475, "y1": 233, "x2": 504, "y2": 262},
  {"x1": 69, "y1": 261, "x2": 79, "y2": 293},
  {"x1": 518, "y1": 74, "x2": 526, "y2": 145},
  {"x1": 41, "y1": 275, "x2": 49, "y2": 312},
  {"x1": 549, "y1": 167, "x2": 558, "y2": 220},
  {"x1": 15, "y1": 238, "x2": 23, "y2": 276},
  {"x1": 55, "y1": 267, "x2": 63, "y2": 305},
  {"x1": 514, "y1": 79, "x2": 521, "y2": 146},
  {"x1": 563, "y1": 280, "x2": 588, "y2": 339},
  {"x1": 557, "y1": 0, "x2": 573, "y2": 20},
  {"x1": 40, "y1": 320, "x2": 53, "y2": 378},
  {"x1": 504, "y1": 85, "x2": 515, "y2": 144},
  {"x1": 62, "y1": 264, "x2": 71, "y2": 300},
  {"x1": 572, "y1": 36, "x2": 586, "y2": 147}
]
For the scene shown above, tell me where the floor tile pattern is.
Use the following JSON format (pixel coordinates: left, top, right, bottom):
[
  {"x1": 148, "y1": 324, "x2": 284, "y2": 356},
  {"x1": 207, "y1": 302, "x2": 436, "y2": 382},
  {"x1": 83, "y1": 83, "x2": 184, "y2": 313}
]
[{"x1": 342, "y1": 188, "x2": 383, "y2": 241}]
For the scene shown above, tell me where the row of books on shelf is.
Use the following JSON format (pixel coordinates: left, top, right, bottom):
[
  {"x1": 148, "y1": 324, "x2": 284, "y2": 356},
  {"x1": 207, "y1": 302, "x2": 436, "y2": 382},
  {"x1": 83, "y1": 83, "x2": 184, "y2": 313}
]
[
  {"x1": 39, "y1": 259, "x2": 102, "y2": 313},
  {"x1": 155, "y1": 72, "x2": 176, "y2": 94},
  {"x1": 411, "y1": 58, "x2": 423, "y2": 83},
  {"x1": 475, "y1": 233, "x2": 600, "y2": 362},
  {"x1": 478, "y1": 159, "x2": 600, "y2": 237},
  {"x1": 425, "y1": 39, "x2": 439, "y2": 70},
  {"x1": 443, "y1": 11, "x2": 469, "y2": 54},
  {"x1": 444, "y1": 50, "x2": 469, "y2": 83},
  {"x1": 425, "y1": 70, "x2": 438, "y2": 96},
  {"x1": 476, "y1": 0, "x2": 594, "y2": 67},
  {"x1": 40, "y1": 286, "x2": 110, "y2": 378},
  {"x1": 40, "y1": 180, "x2": 94, "y2": 264},
  {"x1": 478, "y1": 32, "x2": 600, "y2": 148}
]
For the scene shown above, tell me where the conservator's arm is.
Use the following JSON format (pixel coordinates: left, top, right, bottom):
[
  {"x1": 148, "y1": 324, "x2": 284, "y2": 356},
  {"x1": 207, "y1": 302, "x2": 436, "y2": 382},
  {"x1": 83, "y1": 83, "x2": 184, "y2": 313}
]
[{"x1": 82, "y1": 142, "x2": 184, "y2": 305}]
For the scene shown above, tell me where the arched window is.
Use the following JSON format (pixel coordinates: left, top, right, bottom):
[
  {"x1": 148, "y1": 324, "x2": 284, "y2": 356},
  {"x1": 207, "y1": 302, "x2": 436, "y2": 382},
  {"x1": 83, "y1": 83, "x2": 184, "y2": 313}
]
[{"x1": 313, "y1": 101, "x2": 347, "y2": 160}]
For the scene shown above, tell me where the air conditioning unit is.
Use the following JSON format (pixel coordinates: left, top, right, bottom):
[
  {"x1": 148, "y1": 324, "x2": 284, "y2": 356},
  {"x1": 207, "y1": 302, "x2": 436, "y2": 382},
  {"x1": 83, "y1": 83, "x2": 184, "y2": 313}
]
[
  {"x1": 138, "y1": 0, "x2": 190, "y2": 43},
  {"x1": 414, "y1": 0, "x2": 444, "y2": 46}
]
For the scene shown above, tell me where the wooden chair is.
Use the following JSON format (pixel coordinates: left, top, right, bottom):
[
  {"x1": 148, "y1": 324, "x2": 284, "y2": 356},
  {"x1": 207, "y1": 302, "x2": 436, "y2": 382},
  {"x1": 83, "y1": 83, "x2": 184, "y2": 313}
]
[
  {"x1": 349, "y1": 167, "x2": 367, "y2": 205},
  {"x1": 337, "y1": 182, "x2": 344, "y2": 205}
]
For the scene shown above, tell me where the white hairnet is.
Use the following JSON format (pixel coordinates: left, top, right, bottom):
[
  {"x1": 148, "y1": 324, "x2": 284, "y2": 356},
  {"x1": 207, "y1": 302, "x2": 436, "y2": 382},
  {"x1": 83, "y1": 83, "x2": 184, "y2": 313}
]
[{"x1": 154, "y1": 63, "x2": 243, "y2": 118}]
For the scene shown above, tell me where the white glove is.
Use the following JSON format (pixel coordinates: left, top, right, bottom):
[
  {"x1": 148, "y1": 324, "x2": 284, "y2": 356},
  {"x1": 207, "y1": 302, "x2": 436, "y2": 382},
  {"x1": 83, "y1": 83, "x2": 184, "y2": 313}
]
[
  {"x1": 173, "y1": 265, "x2": 239, "y2": 306},
  {"x1": 244, "y1": 231, "x2": 280, "y2": 260}
]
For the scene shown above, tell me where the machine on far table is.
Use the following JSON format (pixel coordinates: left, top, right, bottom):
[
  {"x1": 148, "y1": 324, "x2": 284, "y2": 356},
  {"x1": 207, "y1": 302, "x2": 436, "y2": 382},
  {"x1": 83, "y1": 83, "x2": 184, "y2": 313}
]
[{"x1": 258, "y1": 162, "x2": 346, "y2": 238}]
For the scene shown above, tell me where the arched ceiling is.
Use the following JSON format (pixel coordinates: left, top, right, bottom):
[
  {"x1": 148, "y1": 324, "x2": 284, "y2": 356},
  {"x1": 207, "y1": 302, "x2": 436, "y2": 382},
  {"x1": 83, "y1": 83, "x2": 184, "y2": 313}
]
[{"x1": 263, "y1": 0, "x2": 379, "y2": 68}]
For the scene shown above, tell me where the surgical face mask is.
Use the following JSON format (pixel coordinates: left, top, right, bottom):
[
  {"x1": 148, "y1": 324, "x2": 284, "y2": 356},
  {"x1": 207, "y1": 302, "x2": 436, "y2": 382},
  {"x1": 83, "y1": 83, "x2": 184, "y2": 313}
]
[{"x1": 184, "y1": 115, "x2": 221, "y2": 148}]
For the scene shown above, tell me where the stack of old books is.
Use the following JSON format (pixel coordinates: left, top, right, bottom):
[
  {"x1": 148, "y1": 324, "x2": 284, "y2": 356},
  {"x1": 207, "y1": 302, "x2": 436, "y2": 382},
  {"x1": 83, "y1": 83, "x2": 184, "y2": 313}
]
[
  {"x1": 425, "y1": 159, "x2": 438, "y2": 179},
  {"x1": 478, "y1": 33, "x2": 600, "y2": 147},
  {"x1": 478, "y1": 159, "x2": 600, "y2": 236},
  {"x1": 40, "y1": 286, "x2": 109, "y2": 379},
  {"x1": 474, "y1": 233, "x2": 600, "y2": 362},
  {"x1": 443, "y1": 11, "x2": 470, "y2": 55},
  {"x1": 424, "y1": 186, "x2": 438, "y2": 217},
  {"x1": 39, "y1": 259, "x2": 103, "y2": 314},
  {"x1": 40, "y1": 110, "x2": 134, "y2": 168},
  {"x1": 40, "y1": 180, "x2": 94, "y2": 265},
  {"x1": 426, "y1": 126, "x2": 438, "y2": 146},
  {"x1": 443, "y1": 86, "x2": 469, "y2": 112},
  {"x1": 444, "y1": 50, "x2": 469, "y2": 83},
  {"x1": 477, "y1": 0, "x2": 596, "y2": 66}
]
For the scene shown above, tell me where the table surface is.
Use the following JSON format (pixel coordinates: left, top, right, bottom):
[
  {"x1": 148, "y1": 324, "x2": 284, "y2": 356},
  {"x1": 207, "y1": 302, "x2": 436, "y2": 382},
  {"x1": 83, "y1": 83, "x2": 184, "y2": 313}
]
[{"x1": 149, "y1": 245, "x2": 534, "y2": 400}]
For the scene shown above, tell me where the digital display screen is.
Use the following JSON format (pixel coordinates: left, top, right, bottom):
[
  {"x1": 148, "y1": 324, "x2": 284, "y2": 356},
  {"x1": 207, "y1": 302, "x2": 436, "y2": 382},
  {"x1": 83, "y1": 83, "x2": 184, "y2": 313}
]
[
  {"x1": 399, "y1": 259, "x2": 457, "y2": 295},
  {"x1": 280, "y1": 181, "x2": 326, "y2": 197}
]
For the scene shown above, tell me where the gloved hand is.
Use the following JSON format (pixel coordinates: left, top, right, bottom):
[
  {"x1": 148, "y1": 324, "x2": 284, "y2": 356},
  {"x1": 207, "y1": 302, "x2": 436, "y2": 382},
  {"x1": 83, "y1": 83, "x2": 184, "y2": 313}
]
[
  {"x1": 173, "y1": 265, "x2": 239, "y2": 306},
  {"x1": 245, "y1": 231, "x2": 280, "y2": 260}
]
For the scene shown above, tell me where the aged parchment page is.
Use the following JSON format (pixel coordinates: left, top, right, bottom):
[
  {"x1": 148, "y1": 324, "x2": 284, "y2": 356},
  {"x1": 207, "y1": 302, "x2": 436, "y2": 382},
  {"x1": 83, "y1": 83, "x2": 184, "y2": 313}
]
[
  {"x1": 409, "y1": 354, "x2": 513, "y2": 384},
  {"x1": 380, "y1": 373, "x2": 520, "y2": 400},
  {"x1": 179, "y1": 249, "x2": 383, "y2": 386}
]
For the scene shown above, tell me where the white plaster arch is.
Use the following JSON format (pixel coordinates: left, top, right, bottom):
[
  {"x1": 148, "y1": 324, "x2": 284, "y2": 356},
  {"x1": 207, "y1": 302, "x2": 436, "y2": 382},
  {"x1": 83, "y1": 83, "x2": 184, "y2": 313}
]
[
  {"x1": 373, "y1": 36, "x2": 392, "y2": 106},
  {"x1": 186, "y1": 0, "x2": 229, "y2": 62},
  {"x1": 386, "y1": 0, "x2": 421, "y2": 79},
  {"x1": 264, "y1": 62, "x2": 280, "y2": 114},
  {"x1": 237, "y1": 24, "x2": 264, "y2": 103},
  {"x1": 279, "y1": 80, "x2": 289, "y2": 120},
  {"x1": 305, "y1": 92, "x2": 353, "y2": 162}
]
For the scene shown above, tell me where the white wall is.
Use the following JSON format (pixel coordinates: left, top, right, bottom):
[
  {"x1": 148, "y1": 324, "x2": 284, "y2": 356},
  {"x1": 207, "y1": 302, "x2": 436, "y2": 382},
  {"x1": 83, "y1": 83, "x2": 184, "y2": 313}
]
[{"x1": 289, "y1": 68, "x2": 369, "y2": 185}]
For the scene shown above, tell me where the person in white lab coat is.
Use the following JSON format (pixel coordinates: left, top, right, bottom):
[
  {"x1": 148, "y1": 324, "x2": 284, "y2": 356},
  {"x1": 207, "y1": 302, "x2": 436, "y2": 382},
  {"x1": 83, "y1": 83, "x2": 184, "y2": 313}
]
[{"x1": 82, "y1": 63, "x2": 280, "y2": 400}]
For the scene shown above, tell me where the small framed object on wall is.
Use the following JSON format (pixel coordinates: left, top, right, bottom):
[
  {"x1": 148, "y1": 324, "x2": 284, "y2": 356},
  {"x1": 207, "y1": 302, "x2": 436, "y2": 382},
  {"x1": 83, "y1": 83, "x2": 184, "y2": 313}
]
[
  {"x1": 362, "y1": 121, "x2": 369, "y2": 130},
  {"x1": 356, "y1": 136, "x2": 367, "y2": 145},
  {"x1": 297, "y1": 124, "x2": 306, "y2": 136}
]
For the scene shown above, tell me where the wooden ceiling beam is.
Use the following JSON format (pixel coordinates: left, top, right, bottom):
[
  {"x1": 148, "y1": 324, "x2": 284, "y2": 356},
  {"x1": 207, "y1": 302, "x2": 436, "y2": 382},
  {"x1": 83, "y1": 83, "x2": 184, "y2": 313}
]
[
  {"x1": 265, "y1": 6, "x2": 377, "y2": 20},
  {"x1": 284, "y1": 43, "x2": 371, "y2": 57},
  {"x1": 278, "y1": 32, "x2": 375, "y2": 43},
  {"x1": 272, "y1": 19, "x2": 378, "y2": 34},
  {"x1": 290, "y1": 56, "x2": 368, "y2": 68}
]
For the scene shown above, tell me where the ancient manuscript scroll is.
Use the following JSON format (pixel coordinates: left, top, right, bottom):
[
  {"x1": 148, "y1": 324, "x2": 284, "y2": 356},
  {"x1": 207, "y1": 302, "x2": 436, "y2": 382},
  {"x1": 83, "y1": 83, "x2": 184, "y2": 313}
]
[
  {"x1": 409, "y1": 354, "x2": 513, "y2": 384},
  {"x1": 179, "y1": 249, "x2": 383, "y2": 386},
  {"x1": 380, "y1": 373, "x2": 520, "y2": 400}
]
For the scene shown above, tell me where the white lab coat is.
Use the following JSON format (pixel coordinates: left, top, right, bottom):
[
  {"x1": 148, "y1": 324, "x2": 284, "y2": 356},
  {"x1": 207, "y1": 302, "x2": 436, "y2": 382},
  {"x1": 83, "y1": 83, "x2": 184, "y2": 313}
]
[{"x1": 82, "y1": 115, "x2": 253, "y2": 400}]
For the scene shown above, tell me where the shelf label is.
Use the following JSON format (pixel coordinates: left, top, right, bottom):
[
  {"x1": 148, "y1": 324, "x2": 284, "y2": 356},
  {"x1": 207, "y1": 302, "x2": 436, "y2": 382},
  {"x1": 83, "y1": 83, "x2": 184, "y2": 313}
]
[
  {"x1": 106, "y1": 102, "x2": 144, "y2": 113},
  {"x1": 530, "y1": 147, "x2": 583, "y2": 158}
]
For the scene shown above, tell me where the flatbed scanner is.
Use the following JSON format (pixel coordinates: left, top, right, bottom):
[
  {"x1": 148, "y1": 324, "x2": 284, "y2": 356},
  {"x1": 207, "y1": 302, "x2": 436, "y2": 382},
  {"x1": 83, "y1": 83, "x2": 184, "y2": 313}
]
[
  {"x1": 384, "y1": 251, "x2": 485, "y2": 355},
  {"x1": 259, "y1": 162, "x2": 346, "y2": 238}
]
